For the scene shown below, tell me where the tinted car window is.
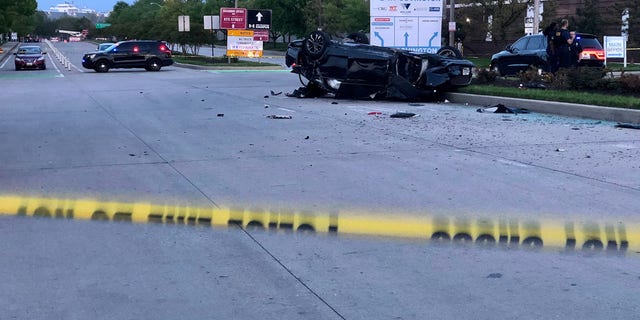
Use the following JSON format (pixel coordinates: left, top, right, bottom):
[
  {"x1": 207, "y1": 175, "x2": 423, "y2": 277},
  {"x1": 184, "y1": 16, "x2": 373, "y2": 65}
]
[
  {"x1": 527, "y1": 36, "x2": 544, "y2": 50},
  {"x1": 577, "y1": 37, "x2": 602, "y2": 49},
  {"x1": 511, "y1": 37, "x2": 528, "y2": 51},
  {"x1": 114, "y1": 42, "x2": 134, "y2": 53}
]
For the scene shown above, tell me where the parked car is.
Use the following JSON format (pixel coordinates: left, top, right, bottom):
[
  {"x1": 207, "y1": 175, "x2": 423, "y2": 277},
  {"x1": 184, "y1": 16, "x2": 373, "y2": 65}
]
[
  {"x1": 97, "y1": 42, "x2": 115, "y2": 51},
  {"x1": 285, "y1": 31, "x2": 475, "y2": 100},
  {"x1": 82, "y1": 40, "x2": 173, "y2": 73},
  {"x1": 14, "y1": 45, "x2": 46, "y2": 70},
  {"x1": 490, "y1": 33, "x2": 604, "y2": 76}
]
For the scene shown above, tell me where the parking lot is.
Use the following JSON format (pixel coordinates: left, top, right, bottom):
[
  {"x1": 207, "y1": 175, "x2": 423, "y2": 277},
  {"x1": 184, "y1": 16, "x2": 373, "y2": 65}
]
[{"x1": 2, "y1": 40, "x2": 640, "y2": 319}]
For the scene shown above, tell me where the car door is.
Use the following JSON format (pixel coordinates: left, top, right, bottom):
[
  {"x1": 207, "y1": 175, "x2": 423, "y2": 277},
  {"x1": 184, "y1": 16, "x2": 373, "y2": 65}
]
[
  {"x1": 497, "y1": 36, "x2": 530, "y2": 75},
  {"x1": 111, "y1": 42, "x2": 135, "y2": 67}
]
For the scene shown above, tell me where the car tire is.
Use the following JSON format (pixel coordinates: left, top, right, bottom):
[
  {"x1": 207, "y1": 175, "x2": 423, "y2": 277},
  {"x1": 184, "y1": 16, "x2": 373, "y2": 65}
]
[
  {"x1": 94, "y1": 60, "x2": 110, "y2": 73},
  {"x1": 145, "y1": 59, "x2": 162, "y2": 71},
  {"x1": 41, "y1": 65, "x2": 46, "y2": 70},
  {"x1": 490, "y1": 63, "x2": 502, "y2": 77},
  {"x1": 437, "y1": 46, "x2": 463, "y2": 59},
  {"x1": 303, "y1": 31, "x2": 330, "y2": 60}
]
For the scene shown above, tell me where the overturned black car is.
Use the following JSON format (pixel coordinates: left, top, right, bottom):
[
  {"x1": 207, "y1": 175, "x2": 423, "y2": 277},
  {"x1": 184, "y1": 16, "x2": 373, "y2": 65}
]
[{"x1": 285, "y1": 31, "x2": 475, "y2": 100}]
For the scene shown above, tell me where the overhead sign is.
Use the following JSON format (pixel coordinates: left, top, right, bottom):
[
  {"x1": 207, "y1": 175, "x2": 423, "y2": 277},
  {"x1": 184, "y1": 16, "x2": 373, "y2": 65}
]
[
  {"x1": 370, "y1": 0, "x2": 444, "y2": 53},
  {"x1": 95, "y1": 23, "x2": 111, "y2": 29},
  {"x1": 247, "y1": 9, "x2": 272, "y2": 30},
  {"x1": 220, "y1": 7, "x2": 247, "y2": 30},
  {"x1": 227, "y1": 29, "x2": 263, "y2": 57}
]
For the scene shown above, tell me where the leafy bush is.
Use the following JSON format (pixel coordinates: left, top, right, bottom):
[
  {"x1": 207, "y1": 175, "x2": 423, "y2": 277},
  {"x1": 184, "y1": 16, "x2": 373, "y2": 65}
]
[
  {"x1": 618, "y1": 73, "x2": 640, "y2": 93},
  {"x1": 550, "y1": 67, "x2": 614, "y2": 91},
  {"x1": 474, "y1": 68, "x2": 498, "y2": 84}
]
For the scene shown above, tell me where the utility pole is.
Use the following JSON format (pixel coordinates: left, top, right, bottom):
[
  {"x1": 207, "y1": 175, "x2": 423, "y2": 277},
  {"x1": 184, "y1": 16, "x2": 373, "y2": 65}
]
[
  {"x1": 533, "y1": 0, "x2": 540, "y2": 34},
  {"x1": 449, "y1": 0, "x2": 455, "y2": 46}
]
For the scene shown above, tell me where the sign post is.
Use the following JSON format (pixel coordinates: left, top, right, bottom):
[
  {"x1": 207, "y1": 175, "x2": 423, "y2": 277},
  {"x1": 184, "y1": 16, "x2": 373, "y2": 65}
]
[{"x1": 204, "y1": 15, "x2": 220, "y2": 61}]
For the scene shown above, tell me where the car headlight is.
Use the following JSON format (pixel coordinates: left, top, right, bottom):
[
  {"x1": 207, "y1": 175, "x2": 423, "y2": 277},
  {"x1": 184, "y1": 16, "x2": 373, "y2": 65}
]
[
  {"x1": 37, "y1": 56, "x2": 45, "y2": 61},
  {"x1": 88, "y1": 54, "x2": 96, "y2": 60},
  {"x1": 15, "y1": 57, "x2": 23, "y2": 62}
]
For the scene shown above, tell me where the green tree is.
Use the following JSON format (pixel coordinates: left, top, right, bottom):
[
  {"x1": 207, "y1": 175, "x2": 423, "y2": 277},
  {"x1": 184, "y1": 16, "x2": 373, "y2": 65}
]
[
  {"x1": 0, "y1": 0, "x2": 37, "y2": 35},
  {"x1": 572, "y1": 0, "x2": 602, "y2": 35},
  {"x1": 457, "y1": 0, "x2": 532, "y2": 48}
]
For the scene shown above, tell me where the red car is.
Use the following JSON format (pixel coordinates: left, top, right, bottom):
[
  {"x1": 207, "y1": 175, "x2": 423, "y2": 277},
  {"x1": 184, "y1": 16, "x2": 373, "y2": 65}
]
[{"x1": 14, "y1": 45, "x2": 47, "y2": 70}]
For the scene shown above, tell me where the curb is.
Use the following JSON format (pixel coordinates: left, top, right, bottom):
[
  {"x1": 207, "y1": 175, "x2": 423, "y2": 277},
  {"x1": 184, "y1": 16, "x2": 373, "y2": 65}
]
[{"x1": 445, "y1": 92, "x2": 640, "y2": 124}]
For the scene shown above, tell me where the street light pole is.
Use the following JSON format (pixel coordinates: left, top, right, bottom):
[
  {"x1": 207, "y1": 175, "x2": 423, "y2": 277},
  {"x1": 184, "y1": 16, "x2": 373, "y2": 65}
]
[
  {"x1": 533, "y1": 0, "x2": 540, "y2": 34},
  {"x1": 449, "y1": 0, "x2": 455, "y2": 47}
]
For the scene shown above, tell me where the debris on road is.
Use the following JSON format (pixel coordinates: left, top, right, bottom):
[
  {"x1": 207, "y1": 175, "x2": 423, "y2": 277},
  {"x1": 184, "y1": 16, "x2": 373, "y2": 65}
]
[
  {"x1": 368, "y1": 111, "x2": 382, "y2": 116},
  {"x1": 615, "y1": 123, "x2": 640, "y2": 130},
  {"x1": 270, "y1": 90, "x2": 283, "y2": 96},
  {"x1": 477, "y1": 104, "x2": 530, "y2": 114},
  {"x1": 266, "y1": 115, "x2": 292, "y2": 119},
  {"x1": 217, "y1": 114, "x2": 224, "y2": 117},
  {"x1": 390, "y1": 112, "x2": 419, "y2": 118}
]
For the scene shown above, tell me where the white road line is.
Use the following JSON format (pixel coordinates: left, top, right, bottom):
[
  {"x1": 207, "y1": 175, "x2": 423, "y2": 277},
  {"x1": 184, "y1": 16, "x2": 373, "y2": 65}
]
[
  {"x1": 277, "y1": 107, "x2": 296, "y2": 113},
  {"x1": 47, "y1": 50, "x2": 64, "y2": 77},
  {"x1": 0, "y1": 58, "x2": 8, "y2": 69}
]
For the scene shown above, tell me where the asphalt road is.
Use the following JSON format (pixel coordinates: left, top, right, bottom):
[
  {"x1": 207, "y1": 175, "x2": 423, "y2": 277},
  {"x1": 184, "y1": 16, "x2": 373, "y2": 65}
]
[{"x1": 2, "y1": 41, "x2": 640, "y2": 319}]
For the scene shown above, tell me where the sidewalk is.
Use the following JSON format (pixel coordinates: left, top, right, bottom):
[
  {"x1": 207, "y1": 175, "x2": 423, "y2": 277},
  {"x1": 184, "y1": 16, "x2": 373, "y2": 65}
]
[{"x1": 0, "y1": 41, "x2": 18, "y2": 64}]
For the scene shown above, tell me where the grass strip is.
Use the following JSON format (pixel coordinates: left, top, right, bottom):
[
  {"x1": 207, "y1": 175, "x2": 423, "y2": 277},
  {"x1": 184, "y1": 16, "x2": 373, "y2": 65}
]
[{"x1": 459, "y1": 85, "x2": 640, "y2": 109}]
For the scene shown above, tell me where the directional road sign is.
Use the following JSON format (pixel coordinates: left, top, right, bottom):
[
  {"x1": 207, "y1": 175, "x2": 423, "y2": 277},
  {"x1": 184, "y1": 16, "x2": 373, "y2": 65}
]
[
  {"x1": 220, "y1": 7, "x2": 247, "y2": 30},
  {"x1": 247, "y1": 9, "x2": 271, "y2": 30}
]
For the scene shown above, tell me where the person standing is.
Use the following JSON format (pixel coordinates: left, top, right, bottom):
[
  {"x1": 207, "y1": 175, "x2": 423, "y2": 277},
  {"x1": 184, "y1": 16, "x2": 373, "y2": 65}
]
[
  {"x1": 555, "y1": 19, "x2": 573, "y2": 68},
  {"x1": 543, "y1": 22, "x2": 558, "y2": 72},
  {"x1": 569, "y1": 31, "x2": 583, "y2": 67}
]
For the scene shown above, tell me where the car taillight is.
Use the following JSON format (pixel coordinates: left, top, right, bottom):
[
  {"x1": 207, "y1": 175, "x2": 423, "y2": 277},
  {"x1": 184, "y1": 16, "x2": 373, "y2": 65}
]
[
  {"x1": 581, "y1": 49, "x2": 604, "y2": 60},
  {"x1": 159, "y1": 45, "x2": 169, "y2": 52}
]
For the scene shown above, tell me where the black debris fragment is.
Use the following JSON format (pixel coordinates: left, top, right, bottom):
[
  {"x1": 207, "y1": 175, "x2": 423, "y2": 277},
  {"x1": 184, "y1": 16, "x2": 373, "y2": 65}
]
[
  {"x1": 266, "y1": 115, "x2": 292, "y2": 119},
  {"x1": 615, "y1": 123, "x2": 640, "y2": 130},
  {"x1": 331, "y1": 101, "x2": 339, "y2": 105},
  {"x1": 390, "y1": 112, "x2": 419, "y2": 118},
  {"x1": 486, "y1": 273, "x2": 503, "y2": 279},
  {"x1": 286, "y1": 84, "x2": 327, "y2": 98},
  {"x1": 217, "y1": 114, "x2": 224, "y2": 117},
  {"x1": 523, "y1": 82, "x2": 547, "y2": 89},
  {"x1": 270, "y1": 90, "x2": 283, "y2": 96},
  {"x1": 264, "y1": 95, "x2": 269, "y2": 98},
  {"x1": 305, "y1": 136, "x2": 310, "y2": 140},
  {"x1": 477, "y1": 104, "x2": 529, "y2": 114}
]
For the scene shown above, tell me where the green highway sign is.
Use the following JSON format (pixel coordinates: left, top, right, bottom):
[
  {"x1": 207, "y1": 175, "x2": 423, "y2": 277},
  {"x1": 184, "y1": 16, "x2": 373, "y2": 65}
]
[{"x1": 95, "y1": 23, "x2": 112, "y2": 29}]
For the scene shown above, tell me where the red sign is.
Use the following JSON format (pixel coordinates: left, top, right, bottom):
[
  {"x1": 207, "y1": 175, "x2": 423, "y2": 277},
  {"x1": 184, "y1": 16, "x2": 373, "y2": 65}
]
[
  {"x1": 253, "y1": 29, "x2": 269, "y2": 41},
  {"x1": 220, "y1": 7, "x2": 247, "y2": 30}
]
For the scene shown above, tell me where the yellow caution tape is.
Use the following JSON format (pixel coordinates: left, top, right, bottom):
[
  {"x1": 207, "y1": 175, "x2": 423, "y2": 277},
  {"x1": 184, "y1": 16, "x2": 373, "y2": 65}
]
[{"x1": 0, "y1": 195, "x2": 637, "y2": 255}]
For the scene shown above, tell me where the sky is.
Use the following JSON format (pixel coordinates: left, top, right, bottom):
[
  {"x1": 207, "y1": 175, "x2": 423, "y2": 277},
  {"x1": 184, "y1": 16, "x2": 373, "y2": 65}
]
[{"x1": 37, "y1": 0, "x2": 134, "y2": 13}]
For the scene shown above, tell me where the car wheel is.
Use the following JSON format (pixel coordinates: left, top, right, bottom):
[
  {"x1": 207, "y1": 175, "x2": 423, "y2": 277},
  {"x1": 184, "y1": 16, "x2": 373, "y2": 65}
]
[
  {"x1": 490, "y1": 63, "x2": 502, "y2": 77},
  {"x1": 146, "y1": 59, "x2": 162, "y2": 71},
  {"x1": 437, "y1": 46, "x2": 463, "y2": 59},
  {"x1": 41, "y1": 65, "x2": 46, "y2": 70},
  {"x1": 94, "y1": 60, "x2": 110, "y2": 73},
  {"x1": 303, "y1": 31, "x2": 330, "y2": 60}
]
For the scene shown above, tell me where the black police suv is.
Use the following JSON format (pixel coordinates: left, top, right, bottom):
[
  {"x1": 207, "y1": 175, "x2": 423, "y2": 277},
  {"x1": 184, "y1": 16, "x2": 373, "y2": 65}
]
[
  {"x1": 82, "y1": 40, "x2": 173, "y2": 73},
  {"x1": 490, "y1": 33, "x2": 604, "y2": 76}
]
